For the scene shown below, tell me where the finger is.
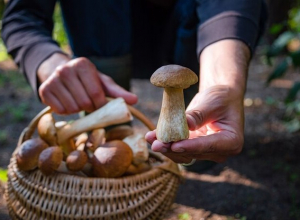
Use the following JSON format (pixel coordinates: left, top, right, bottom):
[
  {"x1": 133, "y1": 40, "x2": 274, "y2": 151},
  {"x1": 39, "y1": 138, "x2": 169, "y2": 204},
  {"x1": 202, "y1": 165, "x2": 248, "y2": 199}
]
[
  {"x1": 56, "y1": 66, "x2": 96, "y2": 112},
  {"x1": 76, "y1": 68, "x2": 107, "y2": 110},
  {"x1": 186, "y1": 110, "x2": 205, "y2": 131},
  {"x1": 39, "y1": 90, "x2": 66, "y2": 114},
  {"x1": 145, "y1": 130, "x2": 156, "y2": 144},
  {"x1": 151, "y1": 140, "x2": 171, "y2": 153},
  {"x1": 50, "y1": 80, "x2": 80, "y2": 114},
  {"x1": 170, "y1": 131, "x2": 243, "y2": 156},
  {"x1": 99, "y1": 74, "x2": 138, "y2": 105},
  {"x1": 160, "y1": 152, "x2": 192, "y2": 164},
  {"x1": 39, "y1": 77, "x2": 79, "y2": 114}
]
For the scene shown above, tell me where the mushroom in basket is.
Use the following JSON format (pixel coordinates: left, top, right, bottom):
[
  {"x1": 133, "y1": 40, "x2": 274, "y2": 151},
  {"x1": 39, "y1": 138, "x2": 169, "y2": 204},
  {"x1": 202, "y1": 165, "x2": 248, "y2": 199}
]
[
  {"x1": 16, "y1": 138, "x2": 48, "y2": 171},
  {"x1": 37, "y1": 97, "x2": 132, "y2": 155},
  {"x1": 91, "y1": 140, "x2": 133, "y2": 178}
]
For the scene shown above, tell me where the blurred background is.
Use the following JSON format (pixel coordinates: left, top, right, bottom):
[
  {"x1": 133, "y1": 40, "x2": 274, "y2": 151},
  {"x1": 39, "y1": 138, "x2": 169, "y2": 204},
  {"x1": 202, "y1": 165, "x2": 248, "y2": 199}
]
[{"x1": 0, "y1": 1, "x2": 300, "y2": 219}]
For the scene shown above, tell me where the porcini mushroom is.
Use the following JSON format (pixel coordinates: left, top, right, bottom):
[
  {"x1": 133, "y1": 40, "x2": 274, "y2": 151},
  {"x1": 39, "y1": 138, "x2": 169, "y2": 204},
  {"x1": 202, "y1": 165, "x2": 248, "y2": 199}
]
[
  {"x1": 150, "y1": 64, "x2": 198, "y2": 142},
  {"x1": 86, "y1": 128, "x2": 106, "y2": 152},
  {"x1": 123, "y1": 133, "x2": 149, "y2": 165},
  {"x1": 91, "y1": 140, "x2": 133, "y2": 178},
  {"x1": 66, "y1": 150, "x2": 88, "y2": 172},
  {"x1": 105, "y1": 125, "x2": 133, "y2": 141},
  {"x1": 16, "y1": 138, "x2": 49, "y2": 171},
  {"x1": 38, "y1": 146, "x2": 64, "y2": 176},
  {"x1": 124, "y1": 162, "x2": 152, "y2": 176},
  {"x1": 37, "y1": 98, "x2": 132, "y2": 149}
]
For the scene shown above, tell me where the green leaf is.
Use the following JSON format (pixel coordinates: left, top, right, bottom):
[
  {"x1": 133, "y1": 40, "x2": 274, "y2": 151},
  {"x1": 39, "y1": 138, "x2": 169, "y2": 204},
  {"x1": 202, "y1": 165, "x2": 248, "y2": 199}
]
[
  {"x1": 266, "y1": 31, "x2": 295, "y2": 58},
  {"x1": 267, "y1": 58, "x2": 289, "y2": 83},
  {"x1": 285, "y1": 82, "x2": 300, "y2": 103},
  {"x1": 269, "y1": 23, "x2": 284, "y2": 35},
  {"x1": 291, "y1": 49, "x2": 300, "y2": 67},
  {"x1": 0, "y1": 168, "x2": 7, "y2": 182}
]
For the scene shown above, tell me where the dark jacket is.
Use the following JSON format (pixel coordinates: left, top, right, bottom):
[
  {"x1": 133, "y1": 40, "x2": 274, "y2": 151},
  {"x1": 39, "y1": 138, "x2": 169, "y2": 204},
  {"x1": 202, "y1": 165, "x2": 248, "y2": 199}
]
[{"x1": 2, "y1": 0, "x2": 267, "y2": 94}]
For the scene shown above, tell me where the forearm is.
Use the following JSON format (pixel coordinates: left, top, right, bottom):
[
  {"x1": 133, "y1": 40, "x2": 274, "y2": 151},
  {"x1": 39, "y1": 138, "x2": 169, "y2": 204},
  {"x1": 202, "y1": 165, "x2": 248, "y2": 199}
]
[
  {"x1": 199, "y1": 39, "x2": 251, "y2": 97},
  {"x1": 1, "y1": 0, "x2": 62, "y2": 94}
]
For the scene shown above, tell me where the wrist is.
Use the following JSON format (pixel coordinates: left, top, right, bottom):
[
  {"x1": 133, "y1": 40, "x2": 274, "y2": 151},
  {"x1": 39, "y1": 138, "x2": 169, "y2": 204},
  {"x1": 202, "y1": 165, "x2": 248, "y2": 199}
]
[
  {"x1": 199, "y1": 39, "x2": 250, "y2": 97},
  {"x1": 37, "y1": 53, "x2": 71, "y2": 84}
]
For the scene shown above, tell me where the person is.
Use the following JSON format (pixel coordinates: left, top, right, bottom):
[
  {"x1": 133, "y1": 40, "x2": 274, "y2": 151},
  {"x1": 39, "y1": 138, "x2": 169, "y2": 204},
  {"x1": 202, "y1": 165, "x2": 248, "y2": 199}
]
[{"x1": 1, "y1": 0, "x2": 267, "y2": 167}]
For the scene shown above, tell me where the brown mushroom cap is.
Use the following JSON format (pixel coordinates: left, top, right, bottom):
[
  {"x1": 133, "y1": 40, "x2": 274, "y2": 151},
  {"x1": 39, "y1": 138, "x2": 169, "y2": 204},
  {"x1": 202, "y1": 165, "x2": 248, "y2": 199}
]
[
  {"x1": 38, "y1": 146, "x2": 63, "y2": 176},
  {"x1": 37, "y1": 113, "x2": 57, "y2": 146},
  {"x1": 66, "y1": 150, "x2": 88, "y2": 172},
  {"x1": 91, "y1": 140, "x2": 133, "y2": 178},
  {"x1": 150, "y1": 64, "x2": 198, "y2": 89},
  {"x1": 105, "y1": 125, "x2": 134, "y2": 141},
  {"x1": 16, "y1": 138, "x2": 49, "y2": 171}
]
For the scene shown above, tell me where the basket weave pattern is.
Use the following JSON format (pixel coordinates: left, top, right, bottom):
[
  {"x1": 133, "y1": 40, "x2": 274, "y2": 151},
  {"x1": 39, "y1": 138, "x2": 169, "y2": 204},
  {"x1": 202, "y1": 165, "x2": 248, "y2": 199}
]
[{"x1": 5, "y1": 106, "x2": 181, "y2": 220}]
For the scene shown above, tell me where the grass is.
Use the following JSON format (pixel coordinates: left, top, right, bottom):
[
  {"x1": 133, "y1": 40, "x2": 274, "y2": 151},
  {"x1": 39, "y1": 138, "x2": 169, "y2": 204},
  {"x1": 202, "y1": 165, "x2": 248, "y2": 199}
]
[
  {"x1": 10, "y1": 102, "x2": 30, "y2": 122},
  {"x1": 0, "y1": 168, "x2": 7, "y2": 182},
  {"x1": 178, "y1": 212, "x2": 191, "y2": 220}
]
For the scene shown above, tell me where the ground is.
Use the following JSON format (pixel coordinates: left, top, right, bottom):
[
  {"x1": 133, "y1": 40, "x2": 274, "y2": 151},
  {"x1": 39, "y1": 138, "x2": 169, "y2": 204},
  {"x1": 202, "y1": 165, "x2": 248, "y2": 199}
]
[{"x1": 0, "y1": 54, "x2": 299, "y2": 220}]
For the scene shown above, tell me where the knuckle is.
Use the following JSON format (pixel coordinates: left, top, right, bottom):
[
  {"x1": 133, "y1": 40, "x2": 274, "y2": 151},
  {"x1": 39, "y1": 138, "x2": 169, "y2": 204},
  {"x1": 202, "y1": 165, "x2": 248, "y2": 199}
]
[
  {"x1": 55, "y1": 65, "x2": 71, "y2": 79},
  {"x1": 79, "y1": 99, "x2": 94, "y2": 111},
  {"x1": 187, "y1": 110, "x2": 204, "y2": 124},
  {"x1": 74, "y1": 57, "x2": 94, "y2": 70},
  {"x1": 206, "y1": 143, "x2": 216, "y2": 153}
]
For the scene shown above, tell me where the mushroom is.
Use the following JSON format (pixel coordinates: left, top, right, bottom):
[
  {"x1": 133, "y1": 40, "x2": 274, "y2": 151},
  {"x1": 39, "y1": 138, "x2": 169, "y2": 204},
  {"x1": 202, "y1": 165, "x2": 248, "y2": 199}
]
[
  {"x1": 38, "y1": 146, "x2": 64, "y2": 176},
  {"x1": 86, "y1": 128, "x2": 106, "y2": 152},
  {"x1": 105, "y1": 125, "x2": 133, "y2": 141},
  {"x1": 37, "y1": 98, "x2": 132, "y2": 151},
  {"x1": 123, "y1": 133, "x2": 149, "y2": 165},
  {"x1": 75, "y1": 133, "x2": 89, "y2": 151},
  {"x1": 66, "y1": 150, "x2": 88, "y2": 172},
  {"x1": 16, "y1": 138, "x2": 49, "y2": 171},
  {"x1": 150, "y1": 65, "x2": 198, "y2": 142},
  {"x1": 91, "y1": 140, "x2": 133, "y2": 178},
  {"x1": 124, "y1": 162, "x2": 152, "y2": 176}
]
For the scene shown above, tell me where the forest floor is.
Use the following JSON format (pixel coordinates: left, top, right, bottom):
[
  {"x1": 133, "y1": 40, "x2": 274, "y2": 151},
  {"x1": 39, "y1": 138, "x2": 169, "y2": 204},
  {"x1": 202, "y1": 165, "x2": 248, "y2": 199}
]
[{"x1": 0, "y1": 54, "x2": 299, "y2": 220}]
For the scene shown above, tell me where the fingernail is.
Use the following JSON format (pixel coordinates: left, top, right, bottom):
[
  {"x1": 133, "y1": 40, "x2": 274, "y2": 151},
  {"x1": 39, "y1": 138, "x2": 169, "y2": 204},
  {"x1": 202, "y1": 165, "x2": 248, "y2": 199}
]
[{"x1": 172, "y1": 147, "x2": 185, "y2": 152}]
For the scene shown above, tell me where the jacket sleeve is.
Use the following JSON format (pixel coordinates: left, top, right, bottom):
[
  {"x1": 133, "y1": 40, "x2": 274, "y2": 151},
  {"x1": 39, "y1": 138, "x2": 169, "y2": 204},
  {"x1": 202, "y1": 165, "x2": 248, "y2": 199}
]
[
  {"x1": 1, "y1": 0, "x2": 65, "y2": 94},
  {"x1": 196, "y1": 0, "x2": 268, "y2": 58}
]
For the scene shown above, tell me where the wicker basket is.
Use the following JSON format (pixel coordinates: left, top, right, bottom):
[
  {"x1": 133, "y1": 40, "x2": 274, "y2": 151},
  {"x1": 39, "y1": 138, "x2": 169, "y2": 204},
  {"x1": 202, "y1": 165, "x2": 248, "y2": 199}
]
[{"x1": 5, "y1": 105, "x2": 181, "y2": 220}]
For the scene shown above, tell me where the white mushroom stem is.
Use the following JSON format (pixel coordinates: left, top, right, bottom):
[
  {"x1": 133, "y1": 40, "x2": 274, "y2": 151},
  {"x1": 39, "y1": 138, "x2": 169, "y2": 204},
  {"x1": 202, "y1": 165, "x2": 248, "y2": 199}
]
[
  {"x1": 75, "y1": 133, "x2": 89, "y2": 151},
  {"x1": 87, "y1": 128, "x2": 106, "y2": 152},
  {"x1": 156, "y1": 87, "x2": 189, "y2": 143},
  {"x1": 123, "y1": 133, "x2": 149, "y2": 165},
  {"x1": 57, "y1": 98, "x2": 132, "y2": 144}
]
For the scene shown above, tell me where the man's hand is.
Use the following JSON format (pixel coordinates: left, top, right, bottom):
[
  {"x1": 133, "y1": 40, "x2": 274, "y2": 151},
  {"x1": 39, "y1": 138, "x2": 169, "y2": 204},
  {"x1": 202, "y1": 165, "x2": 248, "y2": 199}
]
[
  {"x1": 146, "y1": 86, "x2": 244, "y2": 163},
  {"x1": 38, "y1": 53, "x2": 137, "y2": 114},
  {"x1": 145, "y1": 39, "x2": 250, "y2": 164}
]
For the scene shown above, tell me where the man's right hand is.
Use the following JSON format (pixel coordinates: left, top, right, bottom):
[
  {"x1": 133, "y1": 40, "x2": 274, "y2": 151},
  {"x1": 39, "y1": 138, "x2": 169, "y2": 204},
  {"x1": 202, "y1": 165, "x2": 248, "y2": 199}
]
[{"x1": 38, "y1": 53, "x2": 137, "y2": 115}]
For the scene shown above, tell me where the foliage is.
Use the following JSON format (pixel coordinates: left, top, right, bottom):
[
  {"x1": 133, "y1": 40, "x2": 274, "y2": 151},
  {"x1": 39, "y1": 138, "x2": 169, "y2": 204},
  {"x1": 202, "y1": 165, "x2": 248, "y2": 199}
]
[
  {"x1": 53, "y1": 4, "x2": 69, "y2": 49},
  {"x1": 266, "y1": 4, "x2": 300, "y2": 132}
]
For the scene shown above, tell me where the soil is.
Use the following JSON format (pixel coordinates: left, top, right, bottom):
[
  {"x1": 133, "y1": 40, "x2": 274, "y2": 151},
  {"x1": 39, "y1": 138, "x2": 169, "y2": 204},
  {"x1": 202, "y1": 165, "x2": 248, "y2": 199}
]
[{"x1": 0, "y1": 54, "x2": 300, "y2": 220}]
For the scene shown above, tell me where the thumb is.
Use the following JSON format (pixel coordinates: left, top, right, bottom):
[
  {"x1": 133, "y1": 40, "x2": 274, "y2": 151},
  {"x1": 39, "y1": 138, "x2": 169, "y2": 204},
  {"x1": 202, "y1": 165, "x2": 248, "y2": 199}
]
[
  {"x1": 99, "y1": 73, "x2": 138, "y2": 105},
  {"x1": 186, "y1": 109, "x2": 206, "y2": 131}
]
